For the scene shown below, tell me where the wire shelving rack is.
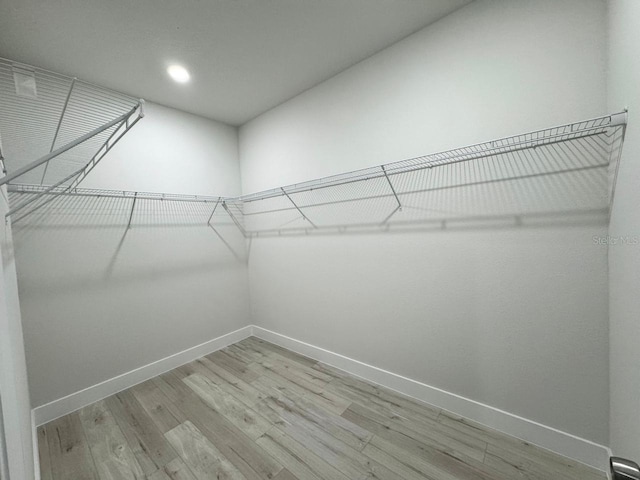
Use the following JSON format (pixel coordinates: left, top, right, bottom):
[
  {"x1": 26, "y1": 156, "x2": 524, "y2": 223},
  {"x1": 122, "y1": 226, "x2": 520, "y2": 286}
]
[
  {"x1": 1, "y1": 54, "x2": 627, "y2": 239},
  {"x1": 0, "y1": 57, "x2": 144, "y2": 220},
  {"x1": 220, "y1": 111, "x2": 627, "y2": 236}
]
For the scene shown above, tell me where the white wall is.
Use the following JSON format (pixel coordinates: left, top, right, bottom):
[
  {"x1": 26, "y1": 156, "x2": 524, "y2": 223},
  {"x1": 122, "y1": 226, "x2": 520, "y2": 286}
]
[
  {"x1": 607, "y1": 0, "x2": 640, "y2": 462},
  {"x1": 14, "y1": 101, "x2": 251, "y2": 409},
  {"x1": 83, "y1": 102, "x2": 241, "y2": 197},
  {"x1": 240, "y1": 0, "x2": 610, "y2": 445},
  {"x1": 0, "y1": 187, "x2": 35, "y2": 480}
]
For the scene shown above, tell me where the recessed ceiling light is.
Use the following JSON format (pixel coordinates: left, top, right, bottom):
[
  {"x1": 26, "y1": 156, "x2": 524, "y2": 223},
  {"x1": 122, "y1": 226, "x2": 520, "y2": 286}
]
[{"x1": 167, "y1": 64, "x2": 190, "y2": 83}]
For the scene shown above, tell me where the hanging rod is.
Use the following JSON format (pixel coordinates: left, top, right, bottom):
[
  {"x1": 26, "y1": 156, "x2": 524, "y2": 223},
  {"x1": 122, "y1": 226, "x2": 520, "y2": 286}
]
[
  {"x1": 234, "y1": 111, "x2": 627, "y2": 203},
  {"x1": 5, "y1": 111, "x2": 628, "y2": 237},
  {"x1": 7, "y1": 184, "x2": 221, "y2": 203},
  {"x1": 222, "y1": 111, "x2": 627, "y2": 237}
]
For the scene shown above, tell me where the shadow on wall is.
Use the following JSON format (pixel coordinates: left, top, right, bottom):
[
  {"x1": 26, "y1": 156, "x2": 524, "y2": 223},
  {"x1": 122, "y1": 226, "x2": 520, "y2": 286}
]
[
  {"x1": 227, "y1": 125, "x2": 623, "y2": 239},
  {"x1": 6, "y1": 118, "x2": 624, "y2": 281},
  {"x1": 8, "y1": 192, "x2": 247, "y2": 296}
]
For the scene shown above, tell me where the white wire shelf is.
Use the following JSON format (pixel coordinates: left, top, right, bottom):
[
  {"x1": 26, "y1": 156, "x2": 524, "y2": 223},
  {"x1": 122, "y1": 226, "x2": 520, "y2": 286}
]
[
  {"x1": 222, "y1": 111, "x2": 627, "y2": 236},
  {"x1": 6, "y1": 185, "x2": 244, "y2": 262},
  {"x1": 8, "y1": 184, "x2": 220, "y2": 203},
  {"x1": 7, "y1": 185, "x2": 226, "y2": 228},
  {"x1": 6, "y1": 111, "x2": 627, "y2": 238},
  {"x1": 0, "y1": 57, "x2": 144, "y2": 218}
]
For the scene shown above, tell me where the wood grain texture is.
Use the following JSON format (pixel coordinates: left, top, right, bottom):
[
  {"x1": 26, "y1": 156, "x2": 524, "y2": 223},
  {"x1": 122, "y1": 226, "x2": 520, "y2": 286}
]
[
  {"x1": 272, "y1": 468, "x2": 299, "y2": 480},
  {"x1": 46, "y1": 413, "x2": 99, "y2": 480},
  {"x1": 37, "y1": 426, "x2": 53, "y2": 480},
  {"x1": 256, "y1": 427, "x2": 348, "y2": 480},
  {"x1": 105, "y1": 390, "x2": 178, "y2": 475},
  {"x1": 183, "y1": 373, "x2": 272, "y2": 439},
  {"x1": 78, "y1": 400, "x2": 145, "y2": 480},
  {"x1": 165, "y1": 421, "x2": 245, "y2": 480},
  {"x1": 148, "y1": 458, "x2": 198, "y2": 480},
  {"x1": 130, "y1": 380, "x2": 185, "y2": 434},
  {"x1": 38, "y1": 337, "x2": 605, "y2": 480}
]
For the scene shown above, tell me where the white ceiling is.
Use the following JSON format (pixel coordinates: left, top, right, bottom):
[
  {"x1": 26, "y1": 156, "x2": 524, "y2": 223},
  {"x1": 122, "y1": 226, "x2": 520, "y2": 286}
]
[{"x1": 0, "y1": 0, "x2": 471, "y2": 125}]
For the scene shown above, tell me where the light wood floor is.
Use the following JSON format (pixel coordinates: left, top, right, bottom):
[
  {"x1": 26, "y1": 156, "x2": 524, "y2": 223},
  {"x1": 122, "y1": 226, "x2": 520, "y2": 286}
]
[{"x1": 38, "y1": 336, "x2": 605, "y2": 480}]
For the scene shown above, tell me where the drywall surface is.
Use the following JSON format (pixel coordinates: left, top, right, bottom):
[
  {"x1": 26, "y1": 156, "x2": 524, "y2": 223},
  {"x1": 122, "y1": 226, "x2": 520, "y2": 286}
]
[
  {"x1": 0, "y1": 187, "x2": 35, "y2": 480},
  {"x1": 14, "y1": 103, "x2": 250, "y2": 408},
  {"x1": 608, "y1": 0, "x2": 640, "y2": 461},
  {"x1": 82, "y1": 101, "x2": 241, "y2": 197},
  {"x1": 240, "y1": 0, "x2": 610, "y2": 444}
]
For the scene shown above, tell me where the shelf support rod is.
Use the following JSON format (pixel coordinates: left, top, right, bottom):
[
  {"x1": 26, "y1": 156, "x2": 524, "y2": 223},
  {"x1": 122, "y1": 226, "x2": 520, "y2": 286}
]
[
  {"x1": 41, "y1": 77, "x2": 76, "y2": 185},
  {"x1": 6, "y1": 102, "x2": 144, "y2": 221},
  {"x1": 206, "y1": 198, "x2": 221, "y2": 226},
  {"x1": 0, "y1": 106, "x2": 135, "y2": 187},
  {"x1": 126, "y1": 193, "x2": 137, "y2": 229},
  {"x1": 281, "y1": 187, "x2": 317, "y2": 228},
  {"x1": 0, "y1": 136, "x2": 5, "y2": 175},
  {"x1": 66, "y1": 102, "x2": 144, "y2": 192},
  {"x1": 381, "y1": 165, "x2": 402, "y2": 225},
  {"x1": 222, "y1": 201, "x2": 248, "y2": 237},
  {"x1": 8, "y1": 168, "x2": 84, "y2": 223},
  {"x1": 381, "y1": 165, "x2": 401, "y2": 210}
]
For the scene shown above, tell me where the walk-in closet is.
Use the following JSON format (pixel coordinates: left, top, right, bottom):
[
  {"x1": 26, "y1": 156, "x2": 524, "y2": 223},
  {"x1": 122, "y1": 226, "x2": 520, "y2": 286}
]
[{"x1": 0, "y1": 1, "x2": 639, "y2": 479}]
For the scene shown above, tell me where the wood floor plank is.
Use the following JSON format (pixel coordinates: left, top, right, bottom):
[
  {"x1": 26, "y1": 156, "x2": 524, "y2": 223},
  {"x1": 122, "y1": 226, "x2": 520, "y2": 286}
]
[
  {"x1": 256, "y1": 427, "x2": 349, "y2": 480},
  {"x1": 249, "y1": 358, "x2": 326, "y2": 394},
  {"x1": 206, "y1": 350, "x2": 260, "y2": 383},
  {"x1": 164, "y1": 372, "x2": 283, "y2": 480},
  {"x1": 148, "y1": 458, "x2": 198, "y2": 480},
  {"x1": 241, "y1": 344, "x2": 333, "y2": 388},
  {"x1": 105, "y1": 390, "x2": 178, "y2": 475},
  {"x1": 196, "y1": 356, "x2": 267, "y2": 407},
  {"x1": 344, "y1": 405, "x2": 507, "y2": 480},
  {"x1": 228, "y1": 341, "x2": 270, "y2": 363},
  {"x1": 242, "y1": 337, "x2": 318, "y2": 369},
  {"x1": 317, "y1": 366, "x2": 459, "y2": 449},
  {"x1": 484, "y1": 443, "x2": 602, "y2": 480},
  {"x1": 130, "y1": 380, "x2": 185, "y2": 433},
  {"x1": 342, "y1": 392, "x2": 487, "y2": 458},
  {"x1": 322, "y1": 366, "x2": 440, "y2": 420},
  {"x1": 259, "y1": 398, "x2": 400, "y2": 480},
  {"x1": 166, "y1": 421, "x2": 245, "y2": 480},
  {"x1": 37, "y1": 425, "x2": 53, "y2": 480},
  {"x1": 438, "y1": 411, "x2": 603, "y2": 480},
  {"x1": 39, "y1": 340, "x2": 605, "y2": 480},
  {"x1": 250, "y1": 363, "x2": 351, "y2": 415},
  {"x1": 78, "y1": 400, "x2": 145, "y2": 480},
  {"x1": 253, "y1": 385, "x2": 370, "y2": 451},
  {"x1": 251, "y1": 364, "x2": 351, "y2": 415},
  {"x1": 368, "y1": 434, "x2": 504, "y2": 480},
  {"x1": 272, "y1": 468, "x2": 299, "y2": 480},
  {"x1": 347, "y1": 401, "x2": 487, "y2": 462},
  {"x1": 362, "y1": 441, "x2": 442, "y2": 480},
  {"x1": 316, "y1": 360, "x2": 441, "y2": 423},
  {"x1": 173, "y1": 358, "x2": 223, "y2": 382},
  {"x1": 46, "y1": 413, "x2": 99, "y2": 480},
  {"x1": 438, "y1": 410, "x2": 541, "y2": 453},
  {"x1": 148, "y1": 467, "x2": 172, "y2": 480},
  {"x1": 183, "y1": 373, "x2": 272, "y2": 439},
  {"x1": 222, "y1": 344, "x2": 259, "y2": 365}
]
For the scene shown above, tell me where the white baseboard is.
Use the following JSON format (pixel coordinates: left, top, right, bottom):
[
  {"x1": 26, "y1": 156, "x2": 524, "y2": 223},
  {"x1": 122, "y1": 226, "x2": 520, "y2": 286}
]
[
  {"x1": 31, "y1": 324, "x2": 609, "y2": 473},
  {"x1": 32, "y1": 325, "x2": 253, "y2": 426},
  {"x1": 252, "y1": 326, "x2": 610, "y2": 473}
]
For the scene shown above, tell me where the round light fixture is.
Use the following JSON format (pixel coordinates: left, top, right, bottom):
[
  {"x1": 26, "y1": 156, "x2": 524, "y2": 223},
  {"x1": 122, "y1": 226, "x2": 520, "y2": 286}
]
[{"x1": 167, "y1": 64, "x2": 190, "y2": 83}]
